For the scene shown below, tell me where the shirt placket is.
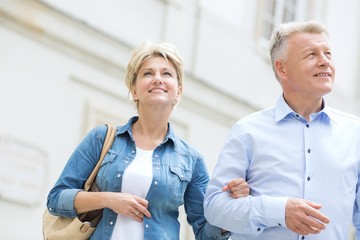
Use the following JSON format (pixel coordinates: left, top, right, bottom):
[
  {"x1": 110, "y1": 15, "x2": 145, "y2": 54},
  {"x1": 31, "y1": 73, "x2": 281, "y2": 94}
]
[{"x1": 301, "y1": 121, "x2": 314, "y2": 240}]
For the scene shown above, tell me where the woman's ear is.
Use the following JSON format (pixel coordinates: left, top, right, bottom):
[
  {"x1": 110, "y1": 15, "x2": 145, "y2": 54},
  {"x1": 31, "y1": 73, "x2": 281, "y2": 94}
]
[
  {"x1": 176, "y1": 85, "x2": 182, "y2": 100},
  {"x1": 131, "y1": 87, "x2": 138, "y2": 101}
]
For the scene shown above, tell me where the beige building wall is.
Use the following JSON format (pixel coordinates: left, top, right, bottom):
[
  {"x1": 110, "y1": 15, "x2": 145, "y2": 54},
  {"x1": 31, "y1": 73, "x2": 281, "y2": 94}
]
[{"x1": 0, "y1": 0, "x2": 359, "y2": 239}]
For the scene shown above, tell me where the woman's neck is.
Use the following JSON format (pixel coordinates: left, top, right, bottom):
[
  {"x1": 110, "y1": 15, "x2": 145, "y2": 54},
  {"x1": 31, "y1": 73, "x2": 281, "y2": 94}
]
[{"x1": 132, "y1": 116, "x2": 169, "y2": 150}]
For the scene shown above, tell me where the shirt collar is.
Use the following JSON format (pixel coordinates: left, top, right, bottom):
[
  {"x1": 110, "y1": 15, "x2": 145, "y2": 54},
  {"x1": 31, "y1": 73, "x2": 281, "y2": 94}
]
[
  {"x1": 275, "y1": 95, "x2": 338, "y2": 123},
  {"x1": 321, "y1": 102, "x2": 339, "y2": 124}
]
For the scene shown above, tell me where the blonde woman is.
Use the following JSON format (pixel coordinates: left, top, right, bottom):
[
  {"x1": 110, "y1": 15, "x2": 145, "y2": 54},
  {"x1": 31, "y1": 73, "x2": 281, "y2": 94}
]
[{"x1": 46, "y1": 41, "x2": 249, "y2": 240}]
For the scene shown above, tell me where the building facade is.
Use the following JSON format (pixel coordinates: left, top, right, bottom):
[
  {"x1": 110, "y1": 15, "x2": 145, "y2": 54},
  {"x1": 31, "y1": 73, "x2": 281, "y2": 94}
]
[{"x1": 0, "y1": 0, "x2": 359, "y2": 239}]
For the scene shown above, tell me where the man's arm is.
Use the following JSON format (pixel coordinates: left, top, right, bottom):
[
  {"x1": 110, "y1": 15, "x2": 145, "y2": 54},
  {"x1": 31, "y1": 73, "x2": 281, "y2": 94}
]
[
  {"x1": 204, "y1": 125, "x2": 288, "y2": 235},
  {"x1": 203, "y1": 125, "x2": 329, "y2": 236}
]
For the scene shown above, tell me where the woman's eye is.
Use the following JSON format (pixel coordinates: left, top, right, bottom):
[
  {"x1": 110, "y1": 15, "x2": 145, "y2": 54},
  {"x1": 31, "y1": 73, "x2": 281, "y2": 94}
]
[
  {"x1": 144, "y1": 72, "x2": 152, "y2": 76},
  {"x1": 164, "y1": 72, "x2": 172, "y2": 76}
]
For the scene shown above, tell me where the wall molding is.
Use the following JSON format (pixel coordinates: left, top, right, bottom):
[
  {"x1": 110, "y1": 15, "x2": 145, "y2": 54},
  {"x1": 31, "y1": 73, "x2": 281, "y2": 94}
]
[{"x1": 0, "y1": 0, "x2": 257, "y2": 126}]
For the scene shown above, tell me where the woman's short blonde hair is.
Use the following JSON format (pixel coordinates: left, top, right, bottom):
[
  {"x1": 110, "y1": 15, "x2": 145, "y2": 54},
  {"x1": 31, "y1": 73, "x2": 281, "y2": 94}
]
[{"x1": 125, "y1": 41, "x2": 184, "y2": 108}]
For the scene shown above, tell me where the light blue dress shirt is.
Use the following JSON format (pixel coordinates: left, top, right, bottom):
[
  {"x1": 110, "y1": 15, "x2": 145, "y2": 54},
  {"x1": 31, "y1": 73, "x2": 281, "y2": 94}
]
[{"x1": 204, "y1": 96, "x2": 360, "y2": 240}]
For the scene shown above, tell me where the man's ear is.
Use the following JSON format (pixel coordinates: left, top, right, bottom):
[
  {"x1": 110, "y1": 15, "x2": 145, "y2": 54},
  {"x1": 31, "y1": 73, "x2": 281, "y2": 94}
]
[{"x1": 275, "y1": 60, "x2": 287, "y2": 79}]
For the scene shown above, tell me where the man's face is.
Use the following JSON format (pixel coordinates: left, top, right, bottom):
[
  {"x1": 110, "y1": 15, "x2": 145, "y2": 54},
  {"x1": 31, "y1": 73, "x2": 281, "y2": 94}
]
[{"x1": 278, "y1": 32, "x2": 335, "y2": 100}]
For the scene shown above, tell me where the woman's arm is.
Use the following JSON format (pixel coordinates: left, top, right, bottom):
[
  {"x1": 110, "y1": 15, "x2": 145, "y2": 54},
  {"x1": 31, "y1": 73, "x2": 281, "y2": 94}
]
[
  {"x1": 222, "y1": 178, "x2": 250, "y2": 199},
  {"x1": 74, "y1": 191, "x2": 151, "y2": 222}
]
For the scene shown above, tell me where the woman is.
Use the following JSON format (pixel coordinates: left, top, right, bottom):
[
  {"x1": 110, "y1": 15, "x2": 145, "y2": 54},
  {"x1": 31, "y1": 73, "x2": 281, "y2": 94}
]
[{"x1": 46, "y1": 41, "x2": 249, "y2": 239}]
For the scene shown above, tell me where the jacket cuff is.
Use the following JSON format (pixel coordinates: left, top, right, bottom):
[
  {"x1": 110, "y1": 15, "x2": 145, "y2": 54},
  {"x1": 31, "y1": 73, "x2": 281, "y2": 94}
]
[{"x1": 204, "y1": 222, "x2": 231, "y2": 239}]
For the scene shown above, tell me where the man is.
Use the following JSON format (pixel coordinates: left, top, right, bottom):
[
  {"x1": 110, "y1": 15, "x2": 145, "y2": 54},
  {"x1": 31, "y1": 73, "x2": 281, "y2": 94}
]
[{"x1": 204, "y1": 21, "x2": 360, "y2": 240}]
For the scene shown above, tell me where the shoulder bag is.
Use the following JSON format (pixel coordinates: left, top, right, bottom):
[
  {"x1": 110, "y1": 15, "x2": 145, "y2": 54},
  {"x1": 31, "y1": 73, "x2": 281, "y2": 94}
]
[{"x1": 42, "y1": 125, "x2": 117, "y2": 240}]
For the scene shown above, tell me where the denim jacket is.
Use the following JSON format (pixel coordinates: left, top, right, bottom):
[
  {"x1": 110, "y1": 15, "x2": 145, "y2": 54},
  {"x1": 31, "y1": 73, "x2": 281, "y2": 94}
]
[{"x1": 47, "y1": 116, "x2": 230, "y2": 240}]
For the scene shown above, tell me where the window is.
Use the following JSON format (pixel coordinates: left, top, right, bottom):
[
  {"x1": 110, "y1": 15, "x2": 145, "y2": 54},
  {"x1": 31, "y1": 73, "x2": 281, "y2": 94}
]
[
  {"x1": 257, "y1": 0, "x2": 308, "y2": 59},
  {"x1": 261, "y1": 0, "x2": 298, "y2": 40}
]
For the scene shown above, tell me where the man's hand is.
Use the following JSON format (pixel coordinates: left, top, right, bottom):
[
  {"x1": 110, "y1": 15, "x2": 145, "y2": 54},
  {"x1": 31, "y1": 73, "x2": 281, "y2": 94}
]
[{"x1": 285, "y1": 198, "x2": 330, "y2": 235}]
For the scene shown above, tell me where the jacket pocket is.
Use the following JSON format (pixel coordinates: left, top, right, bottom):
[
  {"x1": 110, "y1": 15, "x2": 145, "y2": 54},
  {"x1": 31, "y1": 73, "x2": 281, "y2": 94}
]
[
  {"x1": 97, "y1": 152, "x2": 118, "y2": 189},
  {"x1": 100, "y1": 151, "x2": 117, "y2": 166},
  {"x1": 169, "y1": 165, "x2": 192, "y2": 205}
]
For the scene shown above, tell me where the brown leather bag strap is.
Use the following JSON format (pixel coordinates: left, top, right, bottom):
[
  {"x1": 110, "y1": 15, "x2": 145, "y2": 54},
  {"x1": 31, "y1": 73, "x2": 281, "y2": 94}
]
[{"x1": 84, "y1": 124, "x2": 117, "y2": 191}]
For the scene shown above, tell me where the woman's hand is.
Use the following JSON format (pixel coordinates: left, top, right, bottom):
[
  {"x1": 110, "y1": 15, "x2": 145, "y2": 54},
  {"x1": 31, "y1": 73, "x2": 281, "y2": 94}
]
[
  {"x1": 222, "y1": 178, "x2": 249, "y2": 199},
  {"x1": 106, "y1": 192, "x2": 152, "y2": 222}
]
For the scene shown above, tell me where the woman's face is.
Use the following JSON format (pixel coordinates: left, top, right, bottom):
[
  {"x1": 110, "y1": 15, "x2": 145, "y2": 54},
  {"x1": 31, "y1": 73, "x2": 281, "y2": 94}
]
[{"x1": 131, "y1": 56, "x2": 182, "y2": 109}]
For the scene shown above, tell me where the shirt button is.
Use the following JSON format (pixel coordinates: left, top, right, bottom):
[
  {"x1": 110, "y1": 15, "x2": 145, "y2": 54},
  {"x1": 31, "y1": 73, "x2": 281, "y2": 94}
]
[
  {"x1": 125, "y1": 160, "x2": 129, "y2": 164},
  {"x1": 307, "y1": 148, "x2": 311, "y2": 153},
  {"x1": 306, "y1": 124, "x2": 309, "y2": 128},
  {"x1": 307, "y1": 176, "x2": 311, "y2": 181},
  {"x1": 132, "y1": 150, "x2": 135, "y2": 154},
  {"x1": 145, "y1": 224, "x2": 149, "y2": 228},
  {"x1": 110, "y1": 221, "x2": 114, "y2": 225},
  {"x1": 257, "y1": 228, "x2": 261, "y2": 231},
  {"x1": 117, "y1": 173, "x2": 121, "y2": 178},
  {"x1": 278, "y1": 223, "x2": 281, "y2": 226},
  {"x1": 296, "y1": 114, "x2": 299, "y2": 117},
  {"x1": 302, "y1": 236, "x2": 305, "y2": 240},
  {"x1": 155, "y1": 155, "x2": 158, "y2": 158},
  {"x1": 155, "y1": 166, "x2": 160, "y2": 170},
  {"x1": 48, "y1": 208, "x2": 52, "y2": 211},
  {"x1": 154, "y1": 181, "x2": 158, "y2": 185}
]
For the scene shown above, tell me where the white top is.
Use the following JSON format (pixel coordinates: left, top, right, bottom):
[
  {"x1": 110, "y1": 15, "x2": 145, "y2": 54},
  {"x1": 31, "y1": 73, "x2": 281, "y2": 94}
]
[{"x1": 110, "y1": 147, "x2": 153, "y2": 240}]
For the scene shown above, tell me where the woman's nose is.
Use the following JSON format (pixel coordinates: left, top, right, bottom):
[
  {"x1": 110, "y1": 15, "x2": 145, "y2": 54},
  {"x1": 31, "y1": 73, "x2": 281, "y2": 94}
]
[{"x1": 152, "y1": 72, "x2": 163, "y2": 84}]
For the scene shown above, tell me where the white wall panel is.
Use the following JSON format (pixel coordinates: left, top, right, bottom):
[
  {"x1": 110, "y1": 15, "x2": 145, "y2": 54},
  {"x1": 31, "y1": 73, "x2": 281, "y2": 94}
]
[{"x1": 0, "y1": 1, "x2": 359, "y2": 239}]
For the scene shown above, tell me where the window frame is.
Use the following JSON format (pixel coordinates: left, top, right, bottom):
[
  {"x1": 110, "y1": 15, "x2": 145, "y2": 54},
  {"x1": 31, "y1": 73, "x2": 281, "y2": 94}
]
[{"x1": 256, "y1": 0, "x2": 308, "y2": 60}]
